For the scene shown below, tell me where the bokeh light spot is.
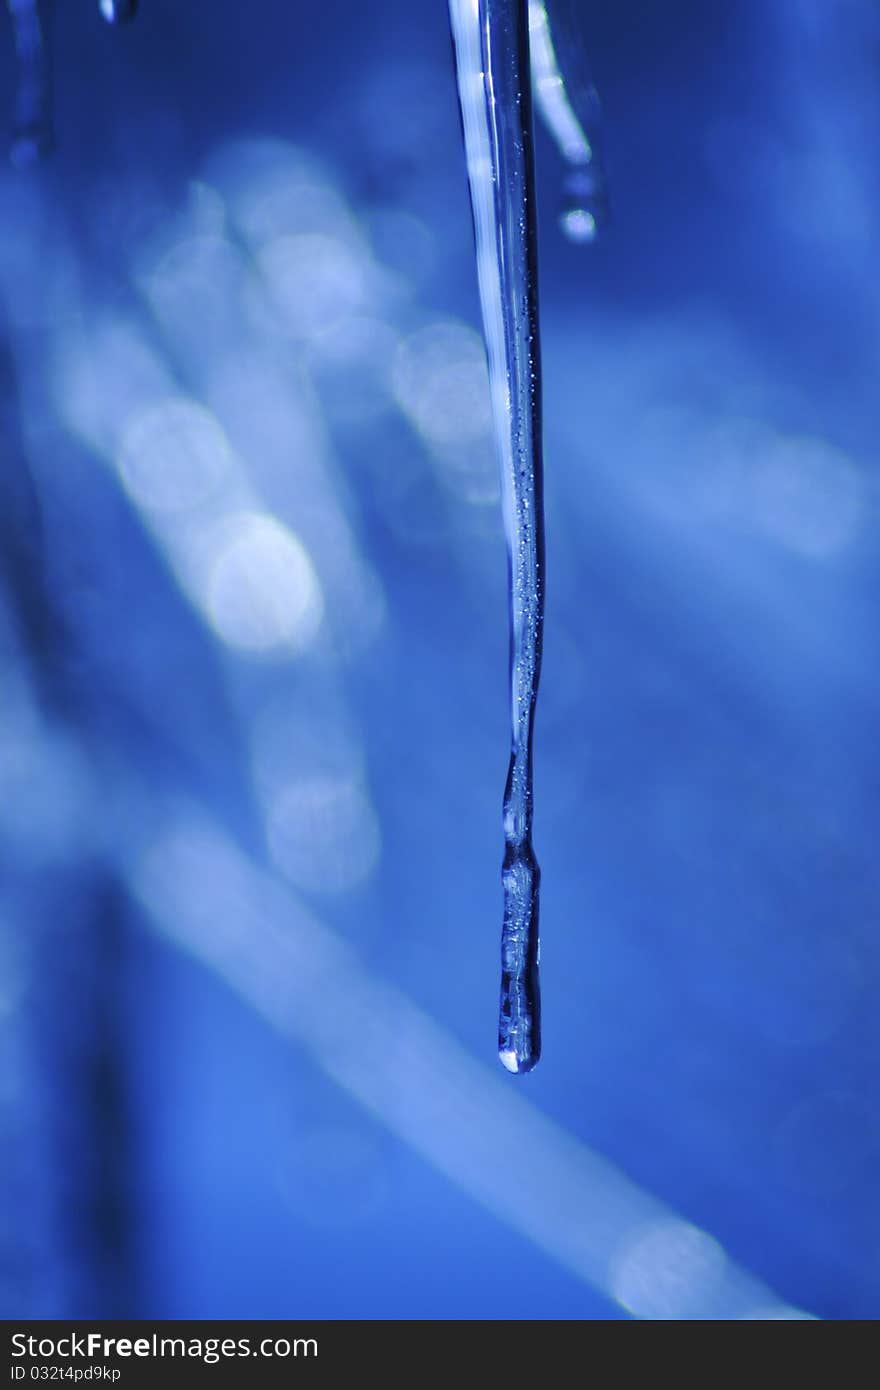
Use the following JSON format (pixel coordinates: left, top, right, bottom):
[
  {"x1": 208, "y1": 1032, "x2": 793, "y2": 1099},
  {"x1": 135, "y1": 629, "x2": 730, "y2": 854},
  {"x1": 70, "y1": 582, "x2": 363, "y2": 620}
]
[
  {"x1": 203, "y1": 512, "x2": 324, "y2": 654},
  {"x1": 117, "y1": 398, "x2": 233, "y2": 514},
  {"x1": 610, "y1": 1220, "x2": 728, "y2": 1319},
  {"x1": 267, "y1": 775, "x2": 381, "y2": 895}
]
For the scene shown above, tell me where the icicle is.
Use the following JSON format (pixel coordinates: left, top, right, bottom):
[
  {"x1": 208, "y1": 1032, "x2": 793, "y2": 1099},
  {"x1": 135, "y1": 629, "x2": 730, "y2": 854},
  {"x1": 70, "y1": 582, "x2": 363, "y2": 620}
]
[{"x1": 449, "y1": 0, "x2": 544, "y2": 1073}]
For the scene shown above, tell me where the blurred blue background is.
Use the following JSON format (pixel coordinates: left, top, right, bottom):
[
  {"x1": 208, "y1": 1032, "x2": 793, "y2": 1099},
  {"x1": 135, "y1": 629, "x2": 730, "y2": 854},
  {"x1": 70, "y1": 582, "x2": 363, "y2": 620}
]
[{"x1": 2, "y1": 0, "x2": 880, "y2": 1320}]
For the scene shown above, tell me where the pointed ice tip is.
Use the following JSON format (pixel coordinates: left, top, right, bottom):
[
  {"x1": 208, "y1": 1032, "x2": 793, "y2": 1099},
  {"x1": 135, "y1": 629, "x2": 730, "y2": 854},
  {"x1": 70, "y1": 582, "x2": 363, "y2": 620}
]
[{"x1": 499, "y1": 1047, "x2": 540, "y2": 1075}]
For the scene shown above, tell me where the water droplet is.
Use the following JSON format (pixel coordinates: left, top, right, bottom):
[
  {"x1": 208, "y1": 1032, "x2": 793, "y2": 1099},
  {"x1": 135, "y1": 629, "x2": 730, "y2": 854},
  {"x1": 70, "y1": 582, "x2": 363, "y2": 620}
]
[{"x1": 560, "y1": 164, "x2": 607, "y2": 243}]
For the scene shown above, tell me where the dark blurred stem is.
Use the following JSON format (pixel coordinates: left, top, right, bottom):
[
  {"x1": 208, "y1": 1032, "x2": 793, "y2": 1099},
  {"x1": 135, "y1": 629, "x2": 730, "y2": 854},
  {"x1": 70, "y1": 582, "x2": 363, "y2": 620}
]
[{"x1": 6, "y1": 0, "x2": 53, "y2": 166}]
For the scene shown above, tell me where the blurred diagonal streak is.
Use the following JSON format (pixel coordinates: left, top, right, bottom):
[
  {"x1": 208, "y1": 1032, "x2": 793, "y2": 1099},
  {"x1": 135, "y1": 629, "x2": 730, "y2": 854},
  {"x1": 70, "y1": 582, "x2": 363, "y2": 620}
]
[{"x1": 133, "y1": 812, "x2": 813, "y2": 1320}]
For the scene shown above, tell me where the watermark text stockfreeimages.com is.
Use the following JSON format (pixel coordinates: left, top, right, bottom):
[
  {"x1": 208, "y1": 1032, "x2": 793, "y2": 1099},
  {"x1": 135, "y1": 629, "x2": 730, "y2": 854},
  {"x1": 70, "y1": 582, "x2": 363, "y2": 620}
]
[{"x1": 11, "y1": 1333, "x2": 317, "y2": 1367}]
